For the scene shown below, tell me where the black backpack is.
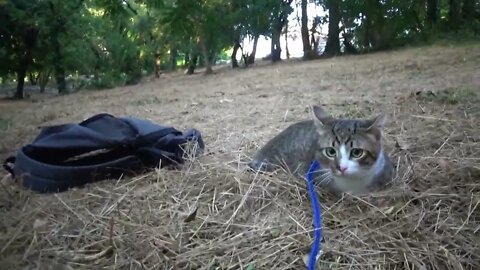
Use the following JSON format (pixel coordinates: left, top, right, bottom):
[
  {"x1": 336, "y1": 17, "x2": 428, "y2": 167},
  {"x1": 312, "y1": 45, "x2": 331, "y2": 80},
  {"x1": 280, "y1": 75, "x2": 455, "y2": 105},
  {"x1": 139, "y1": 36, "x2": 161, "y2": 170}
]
[{"x1": 3, "y1": 113, "x2": 204, "y2": 193}]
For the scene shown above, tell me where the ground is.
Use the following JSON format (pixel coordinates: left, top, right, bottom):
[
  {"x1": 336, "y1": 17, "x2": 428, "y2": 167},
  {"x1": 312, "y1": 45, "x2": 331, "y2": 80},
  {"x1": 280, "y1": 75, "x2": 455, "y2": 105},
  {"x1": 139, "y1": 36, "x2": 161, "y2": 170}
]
[{"x1": 0, "y1": 44, "x2": 479, "y2": 269}]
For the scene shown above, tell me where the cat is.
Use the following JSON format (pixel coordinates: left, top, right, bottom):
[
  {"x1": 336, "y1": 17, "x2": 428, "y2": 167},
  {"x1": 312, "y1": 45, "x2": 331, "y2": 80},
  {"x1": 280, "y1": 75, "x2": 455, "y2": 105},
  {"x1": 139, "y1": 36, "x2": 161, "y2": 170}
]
[{"x1": 248, "y1": 105, "x2": 394, "y2": 194}]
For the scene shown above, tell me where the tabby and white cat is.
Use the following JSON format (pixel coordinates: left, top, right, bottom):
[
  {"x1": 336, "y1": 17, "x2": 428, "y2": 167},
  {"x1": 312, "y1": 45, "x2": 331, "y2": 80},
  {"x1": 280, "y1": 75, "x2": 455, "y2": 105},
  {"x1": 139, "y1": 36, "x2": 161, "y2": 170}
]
[{"x1": 248, "y1": 105, "x2": 394, "y2": 194}]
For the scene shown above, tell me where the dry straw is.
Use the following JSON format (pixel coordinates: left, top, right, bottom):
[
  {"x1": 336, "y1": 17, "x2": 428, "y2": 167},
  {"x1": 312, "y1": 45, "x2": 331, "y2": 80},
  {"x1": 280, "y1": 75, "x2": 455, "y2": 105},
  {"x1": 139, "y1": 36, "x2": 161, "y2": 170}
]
[{"x1": 0, "y1": 45, "x2": 479, "y2": 269}]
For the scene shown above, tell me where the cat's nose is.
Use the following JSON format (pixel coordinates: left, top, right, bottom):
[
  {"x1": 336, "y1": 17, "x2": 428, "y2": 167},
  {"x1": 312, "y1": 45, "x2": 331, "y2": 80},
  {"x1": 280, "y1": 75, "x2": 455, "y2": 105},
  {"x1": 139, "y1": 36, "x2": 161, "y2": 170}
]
[{"x1": 339, "y1": 166, "x2": 348, "y2": 173}]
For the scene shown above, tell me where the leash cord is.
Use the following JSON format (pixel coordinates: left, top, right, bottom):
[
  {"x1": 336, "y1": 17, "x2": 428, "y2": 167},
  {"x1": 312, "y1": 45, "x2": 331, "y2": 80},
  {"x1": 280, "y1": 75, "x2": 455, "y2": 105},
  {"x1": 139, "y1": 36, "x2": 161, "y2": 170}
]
[{"x1": 306, "y1": 160, "x2": 322, "y2": 270}]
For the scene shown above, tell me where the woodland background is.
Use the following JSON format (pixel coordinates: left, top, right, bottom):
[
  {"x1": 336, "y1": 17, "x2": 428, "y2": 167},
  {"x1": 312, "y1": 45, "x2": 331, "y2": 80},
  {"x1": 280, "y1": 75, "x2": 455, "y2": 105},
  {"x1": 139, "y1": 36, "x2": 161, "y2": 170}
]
[{"x1": 1, "y1": 0, "x2": 479, "y2": 98}]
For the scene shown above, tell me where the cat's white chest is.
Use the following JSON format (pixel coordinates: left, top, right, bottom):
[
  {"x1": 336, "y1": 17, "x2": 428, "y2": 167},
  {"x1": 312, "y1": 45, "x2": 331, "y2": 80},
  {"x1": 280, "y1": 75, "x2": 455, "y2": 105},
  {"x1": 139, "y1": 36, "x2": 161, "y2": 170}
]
[{"x1": 332, "y1": 175, "x2": 373, "y2": 193}]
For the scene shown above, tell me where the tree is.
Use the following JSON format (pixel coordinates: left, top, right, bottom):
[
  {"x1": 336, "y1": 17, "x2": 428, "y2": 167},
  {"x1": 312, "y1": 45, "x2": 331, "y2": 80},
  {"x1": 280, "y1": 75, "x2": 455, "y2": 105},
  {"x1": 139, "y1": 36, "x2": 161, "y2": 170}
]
[
  {"x1": 244, "y1": 0, "x2": 273, "y2": 65},
  {"x1": 449, "y1": 0, "x2": 462, "y2": 30},
  {"x1": 462, "y1": 0, "x2": 476, "y2": 25},
  {"x1": 228, "y1": 0, "x2": 273, "y2": 66},
  {"x1": 228, "y1": 0, "x2": 247, "y2": 68},
  {"x1": 231, "y1": 38, "x2": 241, "y2": 68},
  {"x1": 270, "y1": 0, "x2": 293, "y2": 62},
  {"x1": 323, "y1": 0, "x2": 341, "y2": 56},
  {"x1": 301, "y1": 0, "x2": 315, "y2": 59},
  {"x1": 42, "y1": 0, "x2": 81, "y2": 93},
  {"x1": 247, "y1": 35, "x2": 260, "y2": 65},
  {"x1": 0, "y1": 0, "x2": 39, "y2": 99},
  {"x1": 159, "y1": 0, "x2": 234, "y2": 75},
  {"x1": 427, "y1": 0, "x2": 439, "y2": 27},
  {"x1": 2, "y1": 0, "x2": 479, "y2": 99}
]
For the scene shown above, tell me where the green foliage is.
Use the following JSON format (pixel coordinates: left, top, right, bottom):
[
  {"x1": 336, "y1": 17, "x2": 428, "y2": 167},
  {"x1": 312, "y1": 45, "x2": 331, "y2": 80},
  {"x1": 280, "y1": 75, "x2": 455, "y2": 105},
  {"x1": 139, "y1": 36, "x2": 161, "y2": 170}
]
[
  {"x1": 1, "y1": 0, "x2": 478, "y2": 97},
  {"x1": 328, "y1": 0, "x2": 480, "y2": 53},
  {"x1": 33, "y1": 0, "x2": 96, "y2": 74},
  {"x1": 0, "y1": 0, "x2": 38, "y2": 73},
  {"x1": 217, "y1": 49, "x2": 230, "y2": 62}
]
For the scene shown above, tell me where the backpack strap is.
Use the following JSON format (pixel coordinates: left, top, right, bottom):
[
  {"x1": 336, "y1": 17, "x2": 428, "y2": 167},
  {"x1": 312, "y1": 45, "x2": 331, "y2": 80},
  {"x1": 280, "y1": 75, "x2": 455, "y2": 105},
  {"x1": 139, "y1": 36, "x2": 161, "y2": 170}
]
[
  {"x1": 3, "y1": 156, "x2": 15, "y2": 177},
  {"x1": 13, "y1": 147, "x2": 144, "y2": 192}
]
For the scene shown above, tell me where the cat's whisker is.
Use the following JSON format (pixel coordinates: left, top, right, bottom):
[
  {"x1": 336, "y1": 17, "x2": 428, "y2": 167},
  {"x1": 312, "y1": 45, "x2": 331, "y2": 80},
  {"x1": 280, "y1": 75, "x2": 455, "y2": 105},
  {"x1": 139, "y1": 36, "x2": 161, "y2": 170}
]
[
  {"x1": 312, "y1": 168, "x2": 330, "y2": 173},
  {"x1": 314, "y1": 172, "x2": 332, "y2": 187},
  {"x1": 315, "y1": 179, "x2": 332, "y2": 189}
]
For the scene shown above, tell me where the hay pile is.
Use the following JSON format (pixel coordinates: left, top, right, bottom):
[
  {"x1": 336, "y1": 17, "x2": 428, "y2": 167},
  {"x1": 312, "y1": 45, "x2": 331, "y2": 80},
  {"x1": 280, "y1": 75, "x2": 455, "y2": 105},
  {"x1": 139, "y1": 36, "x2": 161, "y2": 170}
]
[
  {"x1": 0, "y1": 45, "x2": 479, "y2": 269},
  {"x1": 1, "y1": 89, "x2": 478, "y2": 269}
]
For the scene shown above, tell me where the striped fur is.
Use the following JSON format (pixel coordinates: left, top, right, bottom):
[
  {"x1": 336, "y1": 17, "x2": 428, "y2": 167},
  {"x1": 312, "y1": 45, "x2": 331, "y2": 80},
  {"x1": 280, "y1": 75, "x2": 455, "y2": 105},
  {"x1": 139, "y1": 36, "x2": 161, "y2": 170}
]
[{"x1": 249, "y1": 105, "x2": 394, "y2": 194}]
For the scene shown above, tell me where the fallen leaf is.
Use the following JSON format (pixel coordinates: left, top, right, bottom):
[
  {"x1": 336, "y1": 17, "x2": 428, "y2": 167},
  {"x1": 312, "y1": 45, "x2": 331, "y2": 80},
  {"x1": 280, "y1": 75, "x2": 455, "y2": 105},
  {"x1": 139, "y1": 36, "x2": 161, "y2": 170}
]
[
  {"x1": 219, "y1": 98, "x2": 233, "y2": 103},
  {"x1": 71, "y1": 246, "x2": 113, "y2": 262},
  {"x1": 437, "y1": 159, "x2": 449, "y2": 171},
  {"x1": 302, "y1": 254, "x2": 310, "y2": 267},
  {"x1": 382, "y1": 206, "x2": 395, "y2": 215},
  {"x1": 154, "y1": 239, "x2": 177, "y2": 257},
  {"x1": 184, "y1": 206, "x2": 198, "y2": 223},
  {"x1": 245, "y1": 263, "x2": 255, "y2": 270},
  {"x1": 33, "y1": 218, "x2": 48, "y2": 230},
  {"x1": 302, "y1": 250, "x2": 323, "y2": 267},
  {"x1": 395, "y1": 138, "x2": 410, "y2": 150},
  {"x1": 1, "y1": 174, "x2": 14, "y2": 186},
  {"x1": 270, "y1": 228, "x2": 281, "y2": 238}
]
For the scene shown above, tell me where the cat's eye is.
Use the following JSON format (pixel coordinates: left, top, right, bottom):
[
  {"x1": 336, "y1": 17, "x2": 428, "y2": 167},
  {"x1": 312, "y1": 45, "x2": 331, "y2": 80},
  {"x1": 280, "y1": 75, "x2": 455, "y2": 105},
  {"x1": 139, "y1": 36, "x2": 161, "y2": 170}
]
[
  {"x1": 350, "y1": 148, "x2": 365, "y2": 159},
  {"x1": 323, "y1": 147, "x2": 337, "y2": 158}
]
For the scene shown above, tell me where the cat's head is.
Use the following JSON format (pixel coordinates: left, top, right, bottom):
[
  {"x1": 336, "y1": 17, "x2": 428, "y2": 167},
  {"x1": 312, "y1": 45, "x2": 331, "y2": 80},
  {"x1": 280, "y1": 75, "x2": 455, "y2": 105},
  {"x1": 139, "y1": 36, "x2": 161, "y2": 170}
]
[{"x1": 311, "y1": 105, "x2": 387, "y2": 178}]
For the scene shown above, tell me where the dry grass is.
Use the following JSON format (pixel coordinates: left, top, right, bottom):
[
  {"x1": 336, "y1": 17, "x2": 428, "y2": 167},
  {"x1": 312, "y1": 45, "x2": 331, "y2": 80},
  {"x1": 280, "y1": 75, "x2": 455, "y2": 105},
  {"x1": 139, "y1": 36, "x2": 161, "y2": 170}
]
[{"x1": 0, "y1": 44, "x2": 479, "y2": 269}]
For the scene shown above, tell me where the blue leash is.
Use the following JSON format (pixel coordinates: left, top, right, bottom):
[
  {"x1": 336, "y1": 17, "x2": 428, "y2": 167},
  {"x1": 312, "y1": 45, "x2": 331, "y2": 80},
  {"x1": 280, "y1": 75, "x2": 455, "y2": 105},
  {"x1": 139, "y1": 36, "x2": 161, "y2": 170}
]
[{"x1": 306, "y1": 160, "x2": 322, "y2": 270}]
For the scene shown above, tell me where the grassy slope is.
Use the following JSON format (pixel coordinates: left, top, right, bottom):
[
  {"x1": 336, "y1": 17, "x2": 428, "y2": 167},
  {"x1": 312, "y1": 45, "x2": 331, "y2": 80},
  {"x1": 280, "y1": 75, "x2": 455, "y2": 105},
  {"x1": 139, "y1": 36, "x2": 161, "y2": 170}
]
[{"x1": 0, "y1": 43, "x2": 479, "y2": 269}]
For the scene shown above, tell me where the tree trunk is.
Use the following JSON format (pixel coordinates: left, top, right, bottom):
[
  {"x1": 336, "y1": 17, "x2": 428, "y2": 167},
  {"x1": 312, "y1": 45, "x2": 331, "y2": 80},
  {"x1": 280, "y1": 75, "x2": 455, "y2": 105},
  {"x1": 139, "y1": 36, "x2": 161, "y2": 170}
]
[
  {"x1": 184, "y1": 53, "x2": 190, "y2": 67},
  {"x1": 29, "y1": 72, "x2": 37, "y2": 85},
  {"x1": 39, "y1": 70, "x2": 50, "y2": 93},
  {"x1": 312, "y1": 35, "x2": 320, "y2": 54},
  {"x1": 15, "y1": 50, "x2": 33, "y2": 99},
  {"x1": 40, "y1": 84, "x2": 47, "y2": 93},
  {"x1": 271, "y1": 0, "x2": 292, "y2": 62},
  {"x1": 271, "y1": 34, "x2": 281, "y2": 62},
  {"x1": 209, "y1": 52, "x2": 217, "y2": 66},
  {"x1": 426, "y1": 0, "x2": 439, "y2": 26},
  {"x1": 14, "y1": 28, "x2": 37, "y2": 99},
  {"x1": 200, "y1": 38, "x2": 213, "y2": 74},
  {"x1": 285, "y1": 21, "x2": 290, "y2": 59},
  {"x1": 342, "y1": 33, "x2": 358, "y2": 54},
  {"x1": 310, "y1": 16, "x2": 320, "y2": 54},
  {"x1": 55, "y1": 66, "x2": 66, "y2": 94},
  {"x1": 323, "y1": 0, "x2": 341, "y2": 57},
  {"x1": 186, "y1": 55, "x2": 197, "y2": 75},
  {"x1": 449, "y1": 0, "x2": 461, "y2": 30},
  {"x1": 155, "y1": 53, "x2": 161, "y2": 78},
  {"x1": 247, "y1": 34, "x2": 259, "y2": 65},
  {"x1": 301, "y1": 0, "x2": 313, "y2": 59},
  {"x1": 197, "y1": 55, "x2": 204, "y2": 67},
  {"x1": 271, "y1": 26, "x2": 282, "y2": 62},
  {"x1": 15, "y1": 66, "x2": 27, "y2": 99},
  {"x1": 54, "y1": 43, "x2": 66, "y2": 94},
  {"x1": 231, "y1": 39, "x2": 241, "y2": 68},
  {"x1": 169, "y1": 48, "x2": 177, "y2": 70},
  {"x1": 52, "y1": 28, "x2": 66, "y2": 93},
  {"x1": 462, "y1": 0, "x2": 475, "y2": 24}
]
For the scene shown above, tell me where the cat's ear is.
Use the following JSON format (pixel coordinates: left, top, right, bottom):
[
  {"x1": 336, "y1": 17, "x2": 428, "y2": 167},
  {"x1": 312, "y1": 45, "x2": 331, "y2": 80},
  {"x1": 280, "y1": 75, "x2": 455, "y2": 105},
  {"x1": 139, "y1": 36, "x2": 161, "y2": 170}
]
[
  {"x1": 312, "y1": 105, "x2": 330, "y2": 120},
  {"x1": 363, "y1": 113, "x2": 388, "y2": 141},
  {"x1": 312, "y1": 105, "x2": 331, "y2": 133},
  {"x1": 365, "y1": 112, "x2": 388, "y2": 131}
]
